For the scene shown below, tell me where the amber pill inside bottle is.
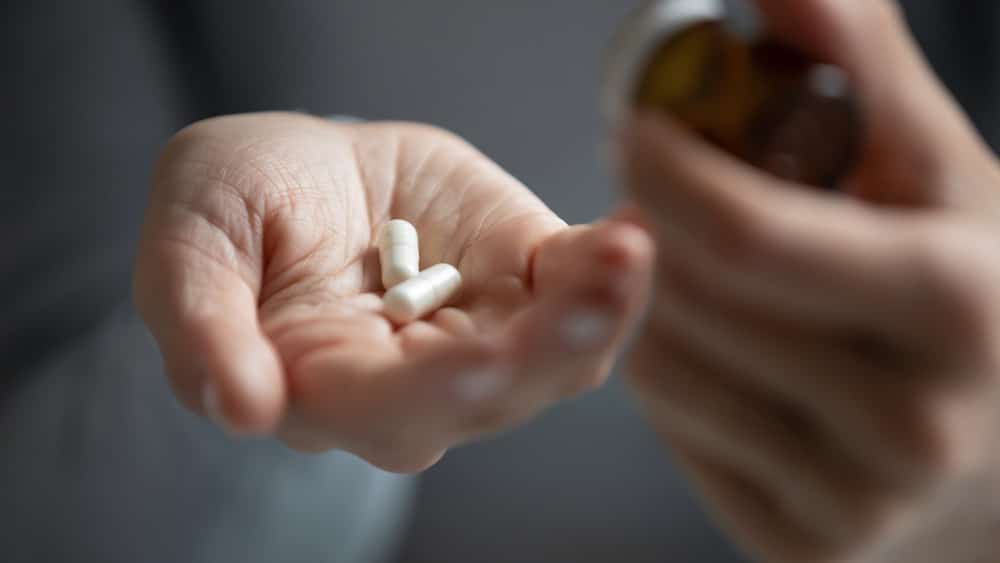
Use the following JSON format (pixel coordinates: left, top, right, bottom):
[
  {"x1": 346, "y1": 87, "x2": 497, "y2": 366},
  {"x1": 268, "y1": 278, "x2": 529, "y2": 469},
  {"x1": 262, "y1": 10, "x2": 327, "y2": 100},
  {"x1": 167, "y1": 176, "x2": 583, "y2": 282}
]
[{"x1": 604, "y1": 0, "x2": 863, "y2": 189}]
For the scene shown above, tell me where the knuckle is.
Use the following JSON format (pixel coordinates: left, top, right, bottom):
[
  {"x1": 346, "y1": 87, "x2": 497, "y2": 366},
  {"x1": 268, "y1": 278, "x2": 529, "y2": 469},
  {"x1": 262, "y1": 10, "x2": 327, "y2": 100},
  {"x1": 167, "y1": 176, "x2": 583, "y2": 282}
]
[
  {"x1": 705, "y1": 204, "x2": 775, "y2": 269},
  {"x1": 874, "y1": 390, "x2": 976, "y2": 479},
  {"x1": 842, "y1": 493, "x2": 908, "y2": 551},
  {"x1": 911, "y1": 229, "x2": 995, "y2": 350},
  {"x1": 700, "y1": 383, "x2": 755, "y2": 429},
  {"x1": 656, "y1": 253, "x2": 707, "y2": 305},
  {"x1": 625, "y1": 333, "x2": 671, "y2": 391}
]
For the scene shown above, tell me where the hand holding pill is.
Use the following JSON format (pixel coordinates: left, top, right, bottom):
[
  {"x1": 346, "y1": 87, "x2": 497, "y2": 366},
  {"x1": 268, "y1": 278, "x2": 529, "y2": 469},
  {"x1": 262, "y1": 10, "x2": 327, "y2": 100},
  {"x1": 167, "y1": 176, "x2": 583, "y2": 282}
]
[
  {"x1": 135, "y1": 114, "x2": 654, "y2": 473},
  {"x1": 375, "y1": 219, "x2": 465, "y2": 324}
]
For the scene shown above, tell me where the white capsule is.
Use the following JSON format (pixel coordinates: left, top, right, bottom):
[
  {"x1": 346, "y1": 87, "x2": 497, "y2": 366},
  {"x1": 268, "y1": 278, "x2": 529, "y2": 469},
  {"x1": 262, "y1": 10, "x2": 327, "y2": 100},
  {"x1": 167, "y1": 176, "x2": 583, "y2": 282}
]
[
  {"x1": 383, "y1": 264, "x2": 462, "y2": 324},
  {"x1": 378, "y1": 219, "x2": 420, "y2": 289}
]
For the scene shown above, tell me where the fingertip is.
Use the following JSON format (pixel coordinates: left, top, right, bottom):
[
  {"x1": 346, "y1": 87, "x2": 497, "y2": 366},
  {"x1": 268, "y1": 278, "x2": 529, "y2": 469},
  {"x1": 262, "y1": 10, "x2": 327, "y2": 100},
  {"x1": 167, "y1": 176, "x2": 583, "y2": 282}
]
[
  {"x1": 754, "y1": 0, "x2": 899, "y2": 64},
  {"x1": 202, "y1": 336, "x2": 286, "y2": 436},
  {"x1": 530, "y1": 225, "x2": 590, "y2": 291},
  {"x1": 530, "y1": 221, "x2": 653, "y2": 344},
  {"x1": 592, "y1": 219, "x2": 657, "y2": 273},
  {"x1": 551, "y1": 221, "x2": 652, "y2": 311}
]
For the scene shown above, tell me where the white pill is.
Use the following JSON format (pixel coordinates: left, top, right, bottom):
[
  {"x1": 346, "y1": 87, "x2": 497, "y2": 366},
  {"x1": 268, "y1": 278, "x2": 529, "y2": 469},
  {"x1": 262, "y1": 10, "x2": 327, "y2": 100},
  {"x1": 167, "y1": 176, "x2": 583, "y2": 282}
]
[
  {"x1": 383, "y1": 264, "x2": 462, "y2": 324},
  {"x1": 378, "y1": 219, "x2": 420, "y2": 289}
]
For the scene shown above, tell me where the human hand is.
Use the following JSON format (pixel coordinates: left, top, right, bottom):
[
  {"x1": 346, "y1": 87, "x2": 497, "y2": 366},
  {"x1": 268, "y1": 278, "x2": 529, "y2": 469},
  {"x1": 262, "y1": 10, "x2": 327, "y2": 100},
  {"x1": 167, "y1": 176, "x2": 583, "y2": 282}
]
[
  {"x1": 134, "y1": 113, "x2": 653, "y2": 472},
  {"x1": 620, "y1": 1, "x2": 1000, "y2": 561}
]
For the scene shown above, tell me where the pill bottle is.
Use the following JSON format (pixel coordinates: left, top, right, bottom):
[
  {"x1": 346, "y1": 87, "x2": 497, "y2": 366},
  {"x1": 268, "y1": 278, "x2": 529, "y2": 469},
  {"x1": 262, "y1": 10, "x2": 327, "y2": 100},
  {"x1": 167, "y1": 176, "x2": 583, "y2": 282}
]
[{"x1": 603, "y1": 0, "x2": 863, "y2": 189}]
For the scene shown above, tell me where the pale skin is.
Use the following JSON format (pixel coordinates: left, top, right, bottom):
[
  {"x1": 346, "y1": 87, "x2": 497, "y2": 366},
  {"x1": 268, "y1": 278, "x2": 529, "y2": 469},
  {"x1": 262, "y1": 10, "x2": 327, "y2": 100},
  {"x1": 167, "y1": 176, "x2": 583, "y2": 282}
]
[
  {"x1": 133, "y1": 115, "x2": 655, "y2": 473},
  {"x1": 133, "y1": 0, "x2": 1000, "y2": 561}
]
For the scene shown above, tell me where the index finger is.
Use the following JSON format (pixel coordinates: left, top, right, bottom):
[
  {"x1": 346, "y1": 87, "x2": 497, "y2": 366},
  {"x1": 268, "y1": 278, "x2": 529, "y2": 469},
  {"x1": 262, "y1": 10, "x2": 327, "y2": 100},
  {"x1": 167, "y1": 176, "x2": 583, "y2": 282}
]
[{"x1": 621, "y1": 112, "x2": 926, "y2": 335}]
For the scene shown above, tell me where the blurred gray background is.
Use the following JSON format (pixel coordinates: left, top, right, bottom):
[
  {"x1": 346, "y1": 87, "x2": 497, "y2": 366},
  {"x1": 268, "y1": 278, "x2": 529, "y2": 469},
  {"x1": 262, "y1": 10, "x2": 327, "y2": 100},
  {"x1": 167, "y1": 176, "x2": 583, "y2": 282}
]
[{"x1": 7, "y1": 1, "x2": 997, "y2": 562}]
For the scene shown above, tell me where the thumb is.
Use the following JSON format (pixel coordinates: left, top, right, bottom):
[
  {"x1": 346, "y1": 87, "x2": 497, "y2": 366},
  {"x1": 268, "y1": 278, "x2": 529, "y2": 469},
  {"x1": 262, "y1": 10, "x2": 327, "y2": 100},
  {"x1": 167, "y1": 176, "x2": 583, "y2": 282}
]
[
  {"x1": 133, "y1": 221, "x2": 285, "y2": 437},
  {"x1": 753, "y1": 0, "x2": 989, "y2": 205}
]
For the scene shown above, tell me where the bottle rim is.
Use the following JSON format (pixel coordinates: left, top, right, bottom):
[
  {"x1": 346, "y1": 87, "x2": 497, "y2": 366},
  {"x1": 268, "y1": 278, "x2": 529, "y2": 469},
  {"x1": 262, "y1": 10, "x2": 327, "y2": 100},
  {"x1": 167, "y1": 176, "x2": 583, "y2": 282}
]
[{"x1": 601, "y1": 0, "x2": 726, "y2": 128}]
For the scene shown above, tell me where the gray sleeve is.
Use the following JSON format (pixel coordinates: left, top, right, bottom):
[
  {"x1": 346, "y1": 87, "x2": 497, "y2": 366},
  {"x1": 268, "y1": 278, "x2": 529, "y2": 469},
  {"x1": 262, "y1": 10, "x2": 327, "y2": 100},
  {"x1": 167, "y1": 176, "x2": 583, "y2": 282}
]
[{"x1": 1, "y1": 303, "x2": 415, "y2": 563}]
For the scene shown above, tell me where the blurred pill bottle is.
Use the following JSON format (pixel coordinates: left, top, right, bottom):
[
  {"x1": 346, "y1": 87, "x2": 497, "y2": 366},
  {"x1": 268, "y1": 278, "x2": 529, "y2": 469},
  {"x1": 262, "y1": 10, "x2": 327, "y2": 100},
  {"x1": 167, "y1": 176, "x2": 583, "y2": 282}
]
[{"x1": 603, "y1": 0, "x2": 863, "y2": 189}]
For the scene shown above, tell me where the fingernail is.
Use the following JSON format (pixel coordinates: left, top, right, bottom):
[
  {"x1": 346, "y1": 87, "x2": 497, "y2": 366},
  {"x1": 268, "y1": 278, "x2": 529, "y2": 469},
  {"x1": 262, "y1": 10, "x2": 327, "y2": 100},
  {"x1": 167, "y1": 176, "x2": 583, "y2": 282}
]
[
  {"x1": 561, "y1": 310, "x2": 615, "y2": 350},
  {"x1": 454, "y1": 368, "x2": 510, "y2": 404}
]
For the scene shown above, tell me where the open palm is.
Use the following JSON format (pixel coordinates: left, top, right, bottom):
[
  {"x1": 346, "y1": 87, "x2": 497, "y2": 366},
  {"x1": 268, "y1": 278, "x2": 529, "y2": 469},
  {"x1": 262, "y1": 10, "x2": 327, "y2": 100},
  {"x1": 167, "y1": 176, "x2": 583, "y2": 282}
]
[{"x1": 134, "y1": 113, "x2": 653, "y2": 472}]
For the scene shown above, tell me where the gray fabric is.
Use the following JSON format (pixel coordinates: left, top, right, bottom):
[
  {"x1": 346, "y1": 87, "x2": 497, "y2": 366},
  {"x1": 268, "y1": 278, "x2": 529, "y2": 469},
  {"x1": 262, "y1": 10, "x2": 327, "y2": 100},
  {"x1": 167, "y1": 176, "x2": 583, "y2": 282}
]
[
  {"x1": 1, "y1": 0, "x2": 180, "y2": 380},
  {"x1": 0, "y1": 304, "x2": 415, "y2": 563}
]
